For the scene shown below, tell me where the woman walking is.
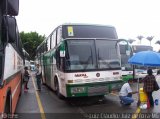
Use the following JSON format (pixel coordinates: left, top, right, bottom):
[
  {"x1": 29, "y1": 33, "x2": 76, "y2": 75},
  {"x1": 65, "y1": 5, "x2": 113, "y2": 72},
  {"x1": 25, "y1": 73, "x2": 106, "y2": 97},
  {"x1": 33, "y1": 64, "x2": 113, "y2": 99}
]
[
  {"x1": 23, "y1": 67, "x2": 30, "y2": 91},
  {"x1": 143, "y1": 69, "x2": 156, "y2": 107}
]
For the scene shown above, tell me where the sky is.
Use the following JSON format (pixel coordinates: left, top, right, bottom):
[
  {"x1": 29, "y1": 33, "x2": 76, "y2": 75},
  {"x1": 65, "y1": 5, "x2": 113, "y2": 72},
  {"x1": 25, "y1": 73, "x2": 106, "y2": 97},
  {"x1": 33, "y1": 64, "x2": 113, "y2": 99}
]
[{"x1": 17, "y1": 0, "x2": 160, "y2": 51}]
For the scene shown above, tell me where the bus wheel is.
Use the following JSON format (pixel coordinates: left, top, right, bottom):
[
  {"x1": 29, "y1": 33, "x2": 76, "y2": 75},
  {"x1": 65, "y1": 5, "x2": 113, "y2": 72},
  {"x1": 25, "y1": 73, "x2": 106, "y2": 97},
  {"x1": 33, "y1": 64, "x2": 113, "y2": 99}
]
[{"x1": 54, "y1": 78, "x2": 64, "y2": 99}]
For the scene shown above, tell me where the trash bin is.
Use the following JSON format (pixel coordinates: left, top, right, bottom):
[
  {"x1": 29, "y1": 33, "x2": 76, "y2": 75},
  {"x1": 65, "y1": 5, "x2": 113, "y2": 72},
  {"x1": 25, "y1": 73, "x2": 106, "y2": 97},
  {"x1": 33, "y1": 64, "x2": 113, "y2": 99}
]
[{"x1": 139, "y1": 88, "x2": 147, "y2": 102}]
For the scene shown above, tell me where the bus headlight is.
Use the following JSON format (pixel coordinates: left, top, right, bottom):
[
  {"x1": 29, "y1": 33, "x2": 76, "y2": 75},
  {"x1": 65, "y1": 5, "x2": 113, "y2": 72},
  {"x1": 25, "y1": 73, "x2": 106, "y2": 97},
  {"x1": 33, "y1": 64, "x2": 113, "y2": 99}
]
[
  {"x1": 71, "y1": 87, "x2": 86, "y2": 94},
  {"x1": 68, "y1": 80, "x2": 73, "y2": 83}
]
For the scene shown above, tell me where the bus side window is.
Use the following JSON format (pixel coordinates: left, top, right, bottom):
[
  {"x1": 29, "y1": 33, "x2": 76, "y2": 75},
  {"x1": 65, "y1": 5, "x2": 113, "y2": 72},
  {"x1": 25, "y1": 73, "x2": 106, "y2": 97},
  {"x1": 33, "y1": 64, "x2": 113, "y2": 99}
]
[
  {"x1": 56, "y1": 49, "x2": 60, "y2": 69},
  {"x1": 47, "y1": 37, "x2": 51, "y2": 51},
  {"x1": 44, "y1": 41, "x2": 47, "y2": 52},
  {"x1": 60, "y1": 58, "x2": 64, "y2": 71},
  {"x1": 56, "y1": 27, "x2": 62, "y2": 45},
  {"x1": 51, "y1": 31, "x2": 56, "y2": 49},
  {"x1": 55, "y1": 48, "x2": 65, "y2": 71}
]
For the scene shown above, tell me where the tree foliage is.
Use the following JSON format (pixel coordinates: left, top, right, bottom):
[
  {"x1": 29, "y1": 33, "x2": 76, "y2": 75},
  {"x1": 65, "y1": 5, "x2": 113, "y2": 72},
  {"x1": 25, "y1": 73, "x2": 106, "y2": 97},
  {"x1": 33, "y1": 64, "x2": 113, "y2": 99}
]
[
  {"x1": 20, "y1": 31, "x2": 45, "y2": 59},
  {"x1": 155, "y1": 40, "x2": 160, "y2": 53},
  {"x1": 137, "y1": 35, "x2": 144, "y2": 44},
  {"x1": 146, "y1": 36, "x2": 154, "y2": 46},
  {"x1": 128, "y1": 39, "x2": 136, "y2": 44}
]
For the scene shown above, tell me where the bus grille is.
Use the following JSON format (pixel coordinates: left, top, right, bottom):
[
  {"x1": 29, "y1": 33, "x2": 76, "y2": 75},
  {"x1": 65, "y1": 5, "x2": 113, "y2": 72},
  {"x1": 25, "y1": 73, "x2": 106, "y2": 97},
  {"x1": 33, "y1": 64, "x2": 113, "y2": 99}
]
[{"x1": 88, "y1": 86, "x2": 108, "y2": 96}]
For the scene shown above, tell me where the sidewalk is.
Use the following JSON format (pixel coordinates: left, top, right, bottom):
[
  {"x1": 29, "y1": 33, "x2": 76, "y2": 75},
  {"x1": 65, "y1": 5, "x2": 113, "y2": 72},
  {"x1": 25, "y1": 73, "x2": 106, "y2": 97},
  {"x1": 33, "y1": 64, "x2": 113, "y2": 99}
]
[
  {"x1": 15, "y1": 73, "x2": 41, "y2": 119},
  {"x1": 141, "y1": 80, "x2": 160, "y2": 113}
]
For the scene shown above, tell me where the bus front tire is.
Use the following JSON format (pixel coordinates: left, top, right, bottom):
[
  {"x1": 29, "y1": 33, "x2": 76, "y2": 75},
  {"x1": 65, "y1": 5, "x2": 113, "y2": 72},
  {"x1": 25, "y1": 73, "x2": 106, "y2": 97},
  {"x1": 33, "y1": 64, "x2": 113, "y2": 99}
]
[{"x1": 54, "y1": 79, "x2": 64, "y2": 99}]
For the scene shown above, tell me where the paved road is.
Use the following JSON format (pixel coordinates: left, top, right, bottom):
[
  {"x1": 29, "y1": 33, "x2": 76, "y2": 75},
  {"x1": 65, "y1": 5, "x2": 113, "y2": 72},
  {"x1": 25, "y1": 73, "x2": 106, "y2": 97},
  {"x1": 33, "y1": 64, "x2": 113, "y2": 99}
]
[{"x1": 15, "y1": 72, "x2": 160, "y2": 119}]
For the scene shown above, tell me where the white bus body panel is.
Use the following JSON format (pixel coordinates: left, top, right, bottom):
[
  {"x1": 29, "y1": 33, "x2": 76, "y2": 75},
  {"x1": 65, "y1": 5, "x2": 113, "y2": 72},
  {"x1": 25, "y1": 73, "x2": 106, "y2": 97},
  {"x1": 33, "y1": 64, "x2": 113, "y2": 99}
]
[
  {"x1": 57, "y1": 70, "x2": 122, "y2": 97},
  {"x1": 4, "y1": 44, "x2": 23, "y2": 80}
]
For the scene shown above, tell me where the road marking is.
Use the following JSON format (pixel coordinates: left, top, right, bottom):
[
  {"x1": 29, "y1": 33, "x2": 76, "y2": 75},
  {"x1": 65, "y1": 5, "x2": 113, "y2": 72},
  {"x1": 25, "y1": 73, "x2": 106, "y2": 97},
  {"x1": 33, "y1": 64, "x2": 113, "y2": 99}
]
[
  {"x1": 110, "y1": 92, "x2": 141, "y2": 119},
  {"x1": 31, "y1": 76, "x2": 46, "y2": 119},
  {"x1": 78, "y1": 107, "x2": 88, "y2": 118},
  {"x1": 132, "y1": 107, "x2": 141, "y2": 119}
]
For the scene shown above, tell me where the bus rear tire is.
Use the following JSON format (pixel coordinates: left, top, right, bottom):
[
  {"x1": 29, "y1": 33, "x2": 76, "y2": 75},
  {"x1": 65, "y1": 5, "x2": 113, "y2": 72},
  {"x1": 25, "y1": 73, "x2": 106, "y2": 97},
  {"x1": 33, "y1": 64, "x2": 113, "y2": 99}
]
[{"x1": 4, "y1": 92, "x2": 12, "y2": 115}]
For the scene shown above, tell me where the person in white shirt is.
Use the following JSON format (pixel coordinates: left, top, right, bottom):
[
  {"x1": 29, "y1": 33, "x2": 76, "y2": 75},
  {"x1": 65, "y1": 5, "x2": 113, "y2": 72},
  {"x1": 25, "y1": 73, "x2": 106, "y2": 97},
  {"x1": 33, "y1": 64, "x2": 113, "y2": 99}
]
[
  {"x1": 35, "y1": 64, "x2": 42, "y2": 91},
  {"x1": 119, "y1": 79, "x2": 138, "y2": 105},
  {"x1": 156, "y1": 70, "x2": 160, "y2": 80},
  {"x1": 156, "y1": 69, "x2": 160, "y2": 87}
]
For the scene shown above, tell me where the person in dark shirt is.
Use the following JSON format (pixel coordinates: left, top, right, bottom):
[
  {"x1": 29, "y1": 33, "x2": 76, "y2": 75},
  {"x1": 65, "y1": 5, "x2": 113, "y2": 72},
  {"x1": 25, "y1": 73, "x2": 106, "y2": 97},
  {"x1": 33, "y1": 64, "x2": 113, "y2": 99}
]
[
  {"x1": 143, "y1": 69, "x2": 155, "y2": 107},
  {"x1": 24, "y1": 67, "x2": 30, "y2": 91}
]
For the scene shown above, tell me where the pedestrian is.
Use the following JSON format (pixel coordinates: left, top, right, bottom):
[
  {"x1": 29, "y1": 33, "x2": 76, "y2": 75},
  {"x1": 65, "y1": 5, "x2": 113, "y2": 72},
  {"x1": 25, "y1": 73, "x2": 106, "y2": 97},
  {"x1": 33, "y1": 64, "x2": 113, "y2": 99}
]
[
  {"x1": 35, "y1": 64, "x2": 42, "y2": 91},
  {"x1": 23, "y1": 67, "x2": 30, "y2": 91},
  {"x1": 143, "y1": 69, "x2": 156, "y2": 107},
  {"x1": 119, "y1": 79, "x2": 138, "y2": 105},
  {"x1": 156, "y1": 69, "x2": 160, "y2": 79}
]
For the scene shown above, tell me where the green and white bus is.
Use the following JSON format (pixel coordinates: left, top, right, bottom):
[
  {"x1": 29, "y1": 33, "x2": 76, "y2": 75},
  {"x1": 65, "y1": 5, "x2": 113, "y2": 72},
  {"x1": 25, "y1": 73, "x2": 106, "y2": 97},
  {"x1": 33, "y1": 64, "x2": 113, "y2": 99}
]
[
  {"x1": 120, "y1": 44, "x2": 154, "y2": 82},
  {"x1": 36, "y1": 24, "x2": 123, "y2": 98},
  {"x1": 120, "y1": 43, "x2": 133, "y2": 82},
  {"x1": 132, "y1": 45, "x2": 154, "y2": 80}
]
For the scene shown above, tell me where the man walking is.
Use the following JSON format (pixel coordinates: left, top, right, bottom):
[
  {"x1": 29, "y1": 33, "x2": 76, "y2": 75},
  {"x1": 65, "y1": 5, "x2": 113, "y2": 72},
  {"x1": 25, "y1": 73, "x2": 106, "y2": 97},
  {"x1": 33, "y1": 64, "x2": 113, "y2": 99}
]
[{"x1": 35, "y1": 64, "x2": 42, "y2": 91}]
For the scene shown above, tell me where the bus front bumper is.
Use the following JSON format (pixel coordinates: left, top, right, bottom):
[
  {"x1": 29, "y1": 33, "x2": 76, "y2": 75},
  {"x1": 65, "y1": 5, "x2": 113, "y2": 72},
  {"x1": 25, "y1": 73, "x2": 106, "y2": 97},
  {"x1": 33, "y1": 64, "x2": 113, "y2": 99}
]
[{"x1": 66, "y1": 80, "x2": 124, "y2": 97}]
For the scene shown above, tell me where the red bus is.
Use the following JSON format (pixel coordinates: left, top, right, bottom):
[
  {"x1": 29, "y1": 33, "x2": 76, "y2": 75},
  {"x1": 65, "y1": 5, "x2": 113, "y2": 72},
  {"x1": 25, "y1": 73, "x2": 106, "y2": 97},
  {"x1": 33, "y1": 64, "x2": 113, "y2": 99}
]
[{"x1": 0, "y1": 0, "x2": 23, "y2": 116}]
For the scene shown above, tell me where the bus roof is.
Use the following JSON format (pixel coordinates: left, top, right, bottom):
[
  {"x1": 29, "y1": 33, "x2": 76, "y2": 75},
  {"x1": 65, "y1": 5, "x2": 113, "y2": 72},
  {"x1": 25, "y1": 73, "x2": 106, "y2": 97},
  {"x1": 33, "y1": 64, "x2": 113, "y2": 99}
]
[
  {"x1": 62, "y1": 24, "x2": 118, "y2": 39},
  {"x1": 36, "y1": 24, "x2": 118, "y2": 51},
  {"x1": 132, "y1": 44, "x2": 153, "y2": 53}
]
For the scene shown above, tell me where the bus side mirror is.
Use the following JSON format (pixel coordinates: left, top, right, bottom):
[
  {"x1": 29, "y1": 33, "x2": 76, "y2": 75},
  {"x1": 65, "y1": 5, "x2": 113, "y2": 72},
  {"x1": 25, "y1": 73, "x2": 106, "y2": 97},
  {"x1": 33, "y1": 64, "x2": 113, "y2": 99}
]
[
  {"x1": 121, "y1": 67, "x2": 125, "y2": 71},
  {"x1": 126, "y1": 50, "x2": 130, "y2": 56},
  {"x1": 59, "y1": 42, "x2": 65, "y2": 57},
  {"x1": 2, "y1": 0, "x2": 19, "y2": 16},
  {"x1": 7, "y1": 16, "x2": 17, "y2": 43},
  {"x1": 60, "y1": 50, "x2": 65, "y2": 57},
  {"x1": 2, "y1": 16, "x2": 17, "y2": 43}
]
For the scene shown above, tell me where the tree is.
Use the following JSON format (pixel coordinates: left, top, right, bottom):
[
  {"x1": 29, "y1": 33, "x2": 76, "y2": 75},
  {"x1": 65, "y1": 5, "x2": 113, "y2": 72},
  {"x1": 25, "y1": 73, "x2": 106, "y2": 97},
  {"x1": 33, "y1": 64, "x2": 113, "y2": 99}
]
[
  {"x1": 155, "y1": 40, "x2": 160, "y2": 52},
  {"x1": 20, "y1": 31, "x2": 45, "y2": 59},
  {"x1": 155, "y1": 40, "x2": 160, "y2": 45},
  {"x1": 128, "y1": 39, "x2": 136, "y2": 44},
  {"x1": 146, "y1": 36, "x2": 154, "y2": 46},
  {"x1": 137, "y1": 35, "x2": 144, "y2": 44}
]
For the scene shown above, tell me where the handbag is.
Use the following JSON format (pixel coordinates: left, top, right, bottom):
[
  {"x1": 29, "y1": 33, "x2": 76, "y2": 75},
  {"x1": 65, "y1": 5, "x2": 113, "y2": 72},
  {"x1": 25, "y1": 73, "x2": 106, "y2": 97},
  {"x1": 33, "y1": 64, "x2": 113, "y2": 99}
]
[{"x1": 154, "y1": 80, "x2": 160, "y2": 91}]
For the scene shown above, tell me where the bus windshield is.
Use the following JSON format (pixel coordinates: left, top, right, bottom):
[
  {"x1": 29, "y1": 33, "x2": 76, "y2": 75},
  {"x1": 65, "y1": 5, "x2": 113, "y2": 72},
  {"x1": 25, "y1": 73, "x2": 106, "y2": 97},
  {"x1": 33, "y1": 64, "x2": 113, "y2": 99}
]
[
  {"x1": 96, "y1": 40, "x2": 120, "y2": 69},
  {"x1": 132, "y1": 45, "x2": 153, "y2": 53},
  {"x1": 65, "y1": 39, "x2": 120, "y2": 71},
  {"x1": 120, "y1": 44, "x2": 132, "y2": 71},
  {"x1": 121, "y1": 54, "x2": 132, "y2": 71}
]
